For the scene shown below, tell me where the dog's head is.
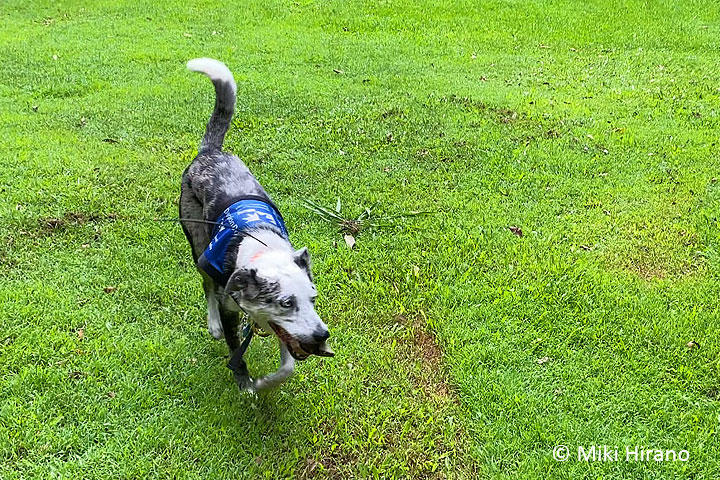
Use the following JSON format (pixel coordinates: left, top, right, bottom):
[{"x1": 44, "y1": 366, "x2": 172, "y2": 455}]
[{"x1": 225, "y1": 247, "x2": 333, "y2": 360}]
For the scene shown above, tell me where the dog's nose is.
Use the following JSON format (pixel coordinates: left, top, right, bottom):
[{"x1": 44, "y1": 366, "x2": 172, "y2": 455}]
[{"x1": 312, "y1": 327, "x2": 330, "y2": 343}]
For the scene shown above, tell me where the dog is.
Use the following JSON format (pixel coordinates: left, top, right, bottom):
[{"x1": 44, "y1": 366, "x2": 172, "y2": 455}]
[{"x1": 179, "y1": 58, "x2": 333, "y2": 392}]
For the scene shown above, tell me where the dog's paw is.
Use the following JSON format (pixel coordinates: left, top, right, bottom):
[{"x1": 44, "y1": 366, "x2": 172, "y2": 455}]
[
  {"x1": 207, "y1": 316, "x2": 224, "y2": 340},
  {"x1": 251, "y1": 376, "x2": 282, "y2": 391},
  {"x1": 233, "y1": 372, "x2": 256, "y2": 394}
]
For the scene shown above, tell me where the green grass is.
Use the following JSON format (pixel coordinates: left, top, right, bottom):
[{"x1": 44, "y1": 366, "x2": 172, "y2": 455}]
[{"x1": 1, "y1": 0, "x2": 719, "y2": 478}]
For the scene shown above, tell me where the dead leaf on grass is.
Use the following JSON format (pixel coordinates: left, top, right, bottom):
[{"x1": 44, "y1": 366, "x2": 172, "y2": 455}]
[
  {"x1": 343, "y1": 234, "x2": 355, "y2": 249},
  {"x1": 509, "y1": 226, "x2": 523, "y2": 237}
]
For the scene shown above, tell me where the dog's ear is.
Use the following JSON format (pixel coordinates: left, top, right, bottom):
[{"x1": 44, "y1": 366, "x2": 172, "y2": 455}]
[
  {"x1": 225, "y1": 268, "x2": 261, "y2": 298},
  {"x1": 226, "y1": 268, "x2": 280, "y2": 301},
  {"x1": 293, "y1": 247, "x2": 312, "y2": 280}
]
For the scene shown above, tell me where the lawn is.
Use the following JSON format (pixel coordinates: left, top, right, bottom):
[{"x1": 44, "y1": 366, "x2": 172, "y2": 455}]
[{"x1": 1, "y1": 0, "x2": 719, "y2": 478}]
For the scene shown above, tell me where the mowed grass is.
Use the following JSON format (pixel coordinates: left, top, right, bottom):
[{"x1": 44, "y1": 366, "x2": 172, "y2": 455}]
[{"x1": 1, "y1": 0, "x2": 720, "y2": 478}]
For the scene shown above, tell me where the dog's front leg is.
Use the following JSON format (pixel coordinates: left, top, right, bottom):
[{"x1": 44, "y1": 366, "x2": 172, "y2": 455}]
[{"x1": 252, "y1": 339, "x2": 296, "y2": 391}]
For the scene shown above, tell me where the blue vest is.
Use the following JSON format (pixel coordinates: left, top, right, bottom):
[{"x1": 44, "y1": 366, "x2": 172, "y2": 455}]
[{"x1": 197, "y1": 197, "x2": 289, "y2": 285}]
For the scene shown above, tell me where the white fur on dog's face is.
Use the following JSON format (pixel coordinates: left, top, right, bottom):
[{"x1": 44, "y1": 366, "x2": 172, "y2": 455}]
[{"x1": 227, "y1": 248, "x2": 331, "y2": 360}]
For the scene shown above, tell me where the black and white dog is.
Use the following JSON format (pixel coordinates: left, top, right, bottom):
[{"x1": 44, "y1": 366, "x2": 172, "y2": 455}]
[{"x1": 180, "y1": 58, "x2": 333, "y2": 392}]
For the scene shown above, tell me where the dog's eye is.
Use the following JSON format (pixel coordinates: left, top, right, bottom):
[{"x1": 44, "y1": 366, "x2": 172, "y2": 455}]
[
  {"x1": 279, "y1": 298, "x2": 294, "y2": 309},
  {"x1": 310, "y1": 296, "x2": 317, "y2": 304}
]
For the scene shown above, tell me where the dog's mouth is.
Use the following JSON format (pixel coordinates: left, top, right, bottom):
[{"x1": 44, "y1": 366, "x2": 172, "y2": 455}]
[{"x1": 269, "y1": 323, "x2": 334, "y2": 361}]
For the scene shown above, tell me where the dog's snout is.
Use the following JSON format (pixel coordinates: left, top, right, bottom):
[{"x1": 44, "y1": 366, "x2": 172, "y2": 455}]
[{"x1": 312, "y1": 327, "x2": 330, "y2": 343}]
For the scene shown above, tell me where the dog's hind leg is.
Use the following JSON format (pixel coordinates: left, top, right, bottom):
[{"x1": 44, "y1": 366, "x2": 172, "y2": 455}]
[
  {"x1": 202, "y1": 276, "x2": 224, "y2": 340},
  {"x1": 252, "y1": 340, "x2": 296, "y2": 391}
]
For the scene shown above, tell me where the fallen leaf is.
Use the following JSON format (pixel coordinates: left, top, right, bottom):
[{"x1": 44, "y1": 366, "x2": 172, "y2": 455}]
[
  {"x1": 107, "y1": 391, "x2": 116, "y2": 398},
  {"x1": 509, "y1": 226, "x2": 523, "y2": 237},
  {"x1": 343, "y1": 234, "x2": 355, "y2": 249},
  {"x1": 413, "y1": 265, "x2": 420, "y2": 277},
  {"x1": 102, "y1": 138, "x2": 119, "y2": 144},
  {"x1": 333, "y1": 68, "x2": 344, "y2": 74},
  {"x1": 579, "y1": 244, "x2": 594, "y2": 251},
  {"x1": 537, "y1": 356, "x2": 551, "y2": 365},
  {"x1": 183, "y1": 32, "x2": 192, "y2": 37},
  {"x1": 77, "y1": 328, "x2": 84, "y2": 340},
  {"x1": 103, "y1": 286, "x2": 117, "y2": 293},
  {"x1": 686, "y1": 341, "x2": 700, "y2": 349}
]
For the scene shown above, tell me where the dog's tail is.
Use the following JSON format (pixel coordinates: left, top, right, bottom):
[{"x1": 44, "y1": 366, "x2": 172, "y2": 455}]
[{"x1": 187, "y1": 58, "x2": 237, "y2": 152}]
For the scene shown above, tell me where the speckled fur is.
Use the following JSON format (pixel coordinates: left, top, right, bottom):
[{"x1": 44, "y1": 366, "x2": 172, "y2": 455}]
[{"x1": 178, "y1": 58, "x2": 332, "y2": 393}]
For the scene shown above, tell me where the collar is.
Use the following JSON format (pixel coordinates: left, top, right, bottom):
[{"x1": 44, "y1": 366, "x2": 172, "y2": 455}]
[{"x1": 197, "y1": 197, "x2": 289, "y2": 286}]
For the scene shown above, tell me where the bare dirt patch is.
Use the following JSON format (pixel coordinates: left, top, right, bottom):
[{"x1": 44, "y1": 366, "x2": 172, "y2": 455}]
[
  {"x1": 393, "y1": 314, "x2": 455, "y2": 401},
  {"x1": 296, "y1": 315, "x2": 476, "y2": 479},
  {"x1": 439, "y1": 94, "x2": 529, "y2": 125},
  {"x1": 37, "y1": 211, "x2": 117, "y2": 234},
  {"x1": 610, "y1": 225, "x2": 705, "y2": 281}
]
